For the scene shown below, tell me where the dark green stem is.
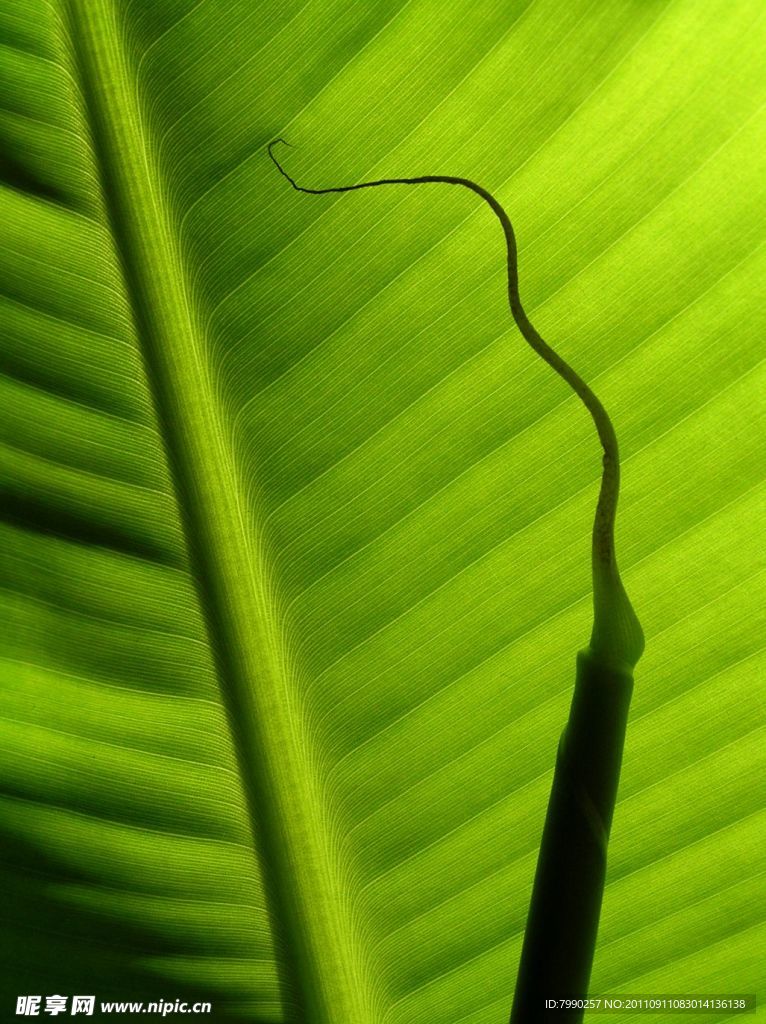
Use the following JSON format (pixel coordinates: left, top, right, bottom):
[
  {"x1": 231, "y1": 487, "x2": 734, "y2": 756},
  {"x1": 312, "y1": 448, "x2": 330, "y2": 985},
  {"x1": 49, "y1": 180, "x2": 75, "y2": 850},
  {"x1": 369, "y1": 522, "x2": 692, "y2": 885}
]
[
  {"x1": 510, "y1": 652, "x2": 633, "y2": 1021},
  {"x1": 269, "y1": 139, "x2": 644, "y2": 1021}
]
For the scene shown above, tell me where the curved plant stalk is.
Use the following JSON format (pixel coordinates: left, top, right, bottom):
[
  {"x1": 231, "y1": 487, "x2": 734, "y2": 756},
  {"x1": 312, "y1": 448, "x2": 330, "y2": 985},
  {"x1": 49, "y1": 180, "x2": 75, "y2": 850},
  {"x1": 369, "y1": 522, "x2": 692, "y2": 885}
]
[{"x1": 269, "y1": 139, "x2": 644, "y2": 1022}]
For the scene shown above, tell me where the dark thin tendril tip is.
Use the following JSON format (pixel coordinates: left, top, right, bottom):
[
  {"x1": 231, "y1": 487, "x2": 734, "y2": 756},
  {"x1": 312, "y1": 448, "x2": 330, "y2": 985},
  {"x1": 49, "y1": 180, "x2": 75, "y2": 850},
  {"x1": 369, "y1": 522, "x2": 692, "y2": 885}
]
[
  {"x1": 269, "y1": 139, "x2": 301, "y2": 190},
  {"x1": 268, "y1": 140, "x2": 644, "y2": 670}
]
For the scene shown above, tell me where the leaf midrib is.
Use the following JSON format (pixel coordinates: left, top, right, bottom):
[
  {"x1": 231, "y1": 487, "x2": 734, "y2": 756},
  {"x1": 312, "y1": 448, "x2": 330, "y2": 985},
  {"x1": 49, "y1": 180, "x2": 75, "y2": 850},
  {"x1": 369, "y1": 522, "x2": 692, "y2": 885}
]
[{"x1": 62, "y1": 2, "x2": 379, "y2": 1021}]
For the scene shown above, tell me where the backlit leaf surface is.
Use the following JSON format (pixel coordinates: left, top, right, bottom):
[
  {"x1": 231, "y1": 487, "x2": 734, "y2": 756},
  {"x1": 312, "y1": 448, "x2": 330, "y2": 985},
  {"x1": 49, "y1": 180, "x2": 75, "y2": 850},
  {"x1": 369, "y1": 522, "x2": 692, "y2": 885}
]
[{"x1": 1, "y1": 1, "x2": 764, "y2": 1020}]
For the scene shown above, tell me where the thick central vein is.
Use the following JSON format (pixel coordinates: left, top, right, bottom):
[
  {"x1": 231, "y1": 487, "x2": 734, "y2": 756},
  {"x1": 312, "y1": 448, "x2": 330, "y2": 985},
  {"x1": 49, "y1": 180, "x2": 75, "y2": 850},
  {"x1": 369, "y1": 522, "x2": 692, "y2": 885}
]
[{"x1": 63, "y1": 5, "x2": 380, "y2": 1023}]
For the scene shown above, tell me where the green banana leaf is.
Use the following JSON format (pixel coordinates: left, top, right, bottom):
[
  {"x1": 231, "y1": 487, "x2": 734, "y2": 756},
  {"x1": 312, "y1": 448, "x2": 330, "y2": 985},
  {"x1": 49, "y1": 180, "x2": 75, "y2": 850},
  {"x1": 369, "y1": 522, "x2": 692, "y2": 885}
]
[{"x1": 1, "y1": 0, "x2": 764, "y2": 1021}]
